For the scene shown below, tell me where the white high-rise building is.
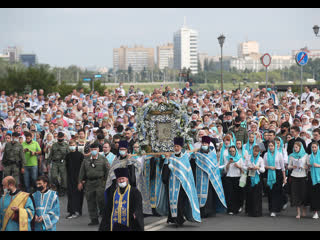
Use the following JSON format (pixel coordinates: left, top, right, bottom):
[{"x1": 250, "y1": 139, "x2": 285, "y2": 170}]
[{"x1": 173, "y1": 19, "x2": 198, "y2": 74}]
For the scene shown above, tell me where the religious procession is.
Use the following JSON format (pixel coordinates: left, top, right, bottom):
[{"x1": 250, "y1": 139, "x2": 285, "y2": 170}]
[{"x1": 1, "y1": 82, "x2": 320, "y2": 231}]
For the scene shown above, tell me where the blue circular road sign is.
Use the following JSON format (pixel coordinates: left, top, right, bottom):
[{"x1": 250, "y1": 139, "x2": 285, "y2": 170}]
[{"x1": 295, "y1": 51, "x2": 309, "y2": 66}]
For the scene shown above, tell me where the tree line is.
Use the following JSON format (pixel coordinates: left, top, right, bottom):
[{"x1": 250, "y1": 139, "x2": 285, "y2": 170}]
[{"x1": 0, "y1": 57, "x2": 320, "y2": 97}]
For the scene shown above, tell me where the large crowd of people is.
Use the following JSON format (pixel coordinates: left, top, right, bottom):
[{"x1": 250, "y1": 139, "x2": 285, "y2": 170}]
[{"x1": 1, "y1": 81, "x2": 320, "y2": 231}]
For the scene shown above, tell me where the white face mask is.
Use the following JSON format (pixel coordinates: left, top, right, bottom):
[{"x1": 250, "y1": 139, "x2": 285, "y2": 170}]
[{"x1": 118, "y1": 182, "x2": 127, "y2": 188}]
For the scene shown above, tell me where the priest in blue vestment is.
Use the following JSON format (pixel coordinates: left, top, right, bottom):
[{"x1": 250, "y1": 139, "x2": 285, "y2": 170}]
[
  {"x1": 193, "y1": 136, "x2": 227, "y2": 218},
  {"x1": 158, "y1": 136, "x2": 201, "y2": 226},
  {"x1": 32, "y1": 175, "x2": 60, "y2": 231},
  {"x1": 99, "y1": 167, "x2": 144, "y2": 231},
  {"x1": 0, "y1": 176, "x2": 35, "y2": 231}
]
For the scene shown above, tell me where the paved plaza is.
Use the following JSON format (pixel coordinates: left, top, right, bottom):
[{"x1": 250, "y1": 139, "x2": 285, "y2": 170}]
[{"x1": 56, "y1": 195, "x2": 320, "y2": 231}]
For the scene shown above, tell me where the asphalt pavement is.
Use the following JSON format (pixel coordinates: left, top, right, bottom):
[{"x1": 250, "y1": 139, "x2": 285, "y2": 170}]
[
  {"x1": 56, "y1": 195, "x2": 320, "y2": 231},
  {"x1": 56, "y1": 195, "x2": 162, "y2": 231}
]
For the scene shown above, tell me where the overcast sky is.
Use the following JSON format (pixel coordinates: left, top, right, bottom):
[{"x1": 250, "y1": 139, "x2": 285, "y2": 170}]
[{"x1": 1, "y1": 8, "x2": 319, "y2": 68}]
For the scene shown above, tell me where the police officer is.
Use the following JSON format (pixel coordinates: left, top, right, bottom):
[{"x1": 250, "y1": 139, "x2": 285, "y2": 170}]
[
  {"x1": 78, "y1": 142, "x2": 110, "y2": 226},
  {"x1": 48, "y1": 132, "x2": 69, "y2": 197},
  {"x1": 2, "y1": 132, "x2": 25, "y2": 186},
  {"x1": 83, "y1": 133, "x2": 105, "y2": 157}
]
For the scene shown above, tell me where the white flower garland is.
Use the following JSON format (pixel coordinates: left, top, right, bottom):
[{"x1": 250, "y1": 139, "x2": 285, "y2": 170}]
[{"x1": 136, "y1": 101, "x2": 191, "y2": 153}]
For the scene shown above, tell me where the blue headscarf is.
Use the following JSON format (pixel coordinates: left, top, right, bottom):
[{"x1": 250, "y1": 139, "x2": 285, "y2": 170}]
[
  {"x1": 267, "y1": 142, "x2": 277, "y2": 190},
  {"x1": 240, "y1": 120, "x2": 247, "y2": 129},
  {"x1": 289, "y1": 142, "x2": 307, "y2": 160},
  {"x1": 226, "y1": 146, "x2": 241, "y2": 163},
  {"x1": 245, "y1": 134, "x2": 256, "y2": 156},
  {"x1": 211, "y1": 126, "x2": 219, "y2": 135},
  {"x1": 231, "y1": 132, "x2": 237, "y2": 146},
  {"x1": 250, "y1": 152, "x2": 261, "y2": 187},
  {"x1": 276, "y1": 137, "x2": 284, "y2": 153},
  {"x1": 237, "y1": 141, "x2": 246, "y2": 161},
  {"x1": 219, "y1": 136, "x2": 235, "y2": 166},
  {"x1": 309, "y1": 144, "x2": 320, "y2": 186}
]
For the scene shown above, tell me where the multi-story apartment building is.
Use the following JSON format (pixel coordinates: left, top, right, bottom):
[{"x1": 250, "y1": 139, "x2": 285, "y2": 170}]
[
  {"x1": 157, "y1": 43, "x2": 174, "y2": 70},
  {"x1": 113, "y1": 45, "x2": 154, "y2": 72},
  {"x1": 238, "y1": 40, "x2": 260, "y2": 58}
]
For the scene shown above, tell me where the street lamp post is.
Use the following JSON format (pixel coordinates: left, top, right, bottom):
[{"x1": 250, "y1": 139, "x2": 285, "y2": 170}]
[{"x1": 218, "y1": 34, "x2": 226, "y2": 93}]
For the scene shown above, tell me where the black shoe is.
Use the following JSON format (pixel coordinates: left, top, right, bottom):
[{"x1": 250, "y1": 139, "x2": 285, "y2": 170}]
[
  {"x1": 152, "y1": 208, "x2": 161, "y2": 217},
  {"x1": 88, "y1": 219, "x2": 99, "y2": 226},
  {"x1": 176, "y1": 218, "x2": 185, "y2": 227}
]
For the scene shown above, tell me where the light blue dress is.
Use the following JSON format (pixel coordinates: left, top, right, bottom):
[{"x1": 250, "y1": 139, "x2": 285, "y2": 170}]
[{"x1": 32, "y1": 189, "x2": 60, "y2": 231}]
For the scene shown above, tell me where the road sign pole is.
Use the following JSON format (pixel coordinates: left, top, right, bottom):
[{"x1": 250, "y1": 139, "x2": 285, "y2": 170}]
[
  {"x1": 301, "y1": 65, "x2": 303, "y2": 95},
  {"x1": 265, "y1": 67, "x2": 268, "y2": 89},
  {"x1": 295, "y1": 51, "x2": 308, "y2": 95},
  {"x1": 261, "y1": 53, "x2": 271, "y2": 89}
]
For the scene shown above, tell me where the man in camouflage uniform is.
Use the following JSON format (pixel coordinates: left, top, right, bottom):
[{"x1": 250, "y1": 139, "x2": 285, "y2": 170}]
[
  {"x1": 78, "y1": 143, "x2": 110, "y2": 226},
  {"x1": 2, "y1": 132, "x2": 25, "y2": 186},
  {"x1": 228, "y1": 116, "x2": 248, "y2": 144},
  {"x1": 48, "y1": 132, "x2": 69, "y2": 196}
]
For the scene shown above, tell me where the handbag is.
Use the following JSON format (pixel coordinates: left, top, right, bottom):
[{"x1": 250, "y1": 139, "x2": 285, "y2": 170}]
[{"x1": 239, "y1": 171, "x2": 247, "y2": 188}]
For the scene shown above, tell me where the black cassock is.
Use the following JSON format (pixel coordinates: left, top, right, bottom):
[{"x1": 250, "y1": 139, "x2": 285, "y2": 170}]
[
  {"x1": 65, "y1": 150, "x2": 84, "y2": 215},
  {"x1": 99, "y1": 185, "x2": 144, "y2": 231}
]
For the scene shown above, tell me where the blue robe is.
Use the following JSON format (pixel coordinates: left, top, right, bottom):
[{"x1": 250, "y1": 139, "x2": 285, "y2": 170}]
[
  {"x1": 105, "y1": 152, "x2": 116, "y2": 166},
  {"x1": 157, "y1": 152, "x2": 201, "y2": 223},
  {"x1": 0, "y1": 191, "x2": 35, "y2": 231},
  {"x1": 194, "y1": 151, "x2": 227, "y2": 210},
  {"x1": 144, "y1": 156, "x2": 164, "y2": 209},
  {"x1": 32, "y1": 189, "x2": 60, "y2": 231}
]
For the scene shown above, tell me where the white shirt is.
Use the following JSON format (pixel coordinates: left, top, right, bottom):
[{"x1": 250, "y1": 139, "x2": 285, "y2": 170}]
[
  {"x1": 237, "y1": 148, "x2": 249, "y2": 163},
  {"x1": 244, "y1": 155, "x2": 265, "y2": 175},
  {"x1": 263, "y1": 151, "x2": 285, "y2": 171},
  {"x1": 243, "y1": 143, "x2": 255, "y2": 155},
  {"x1": 115, "y1": 88, "x2": 125, "y2": 96},
  {"x1": 278, "y1": 148, "x2": 289, "y2": 165},
  {"x1": 288, "y1": 155, "x2": 308, "y2": 178},
  {"x1": 223, "y1": 156, "x2": 244, "y2": 177},
  {"x1": 301, "y1": 92, "x2": 315, "y2": 104},
  {"x1": 182, "y1": 98, "x2": 190, "y2": 106},
  {"x1": 4, "y1": 118, "x2": 15, "y2": 129}
]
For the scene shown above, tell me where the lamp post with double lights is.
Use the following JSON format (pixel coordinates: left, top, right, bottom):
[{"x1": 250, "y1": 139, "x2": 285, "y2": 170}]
[{"x1": 218, "y1": 34, "x2": 226, "y2": 93}]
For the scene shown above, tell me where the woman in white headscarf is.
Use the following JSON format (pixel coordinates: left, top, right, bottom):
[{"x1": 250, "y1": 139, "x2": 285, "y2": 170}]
[
  {"x1": 301, "y1": 115, "x2": 312, "y2": 132},
  {"x1": 284, "y1": 112, "x2": 293, "y2": 125},
  {"x1": 249, "y1": 121, "x2": 262, "y2": 144}
]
